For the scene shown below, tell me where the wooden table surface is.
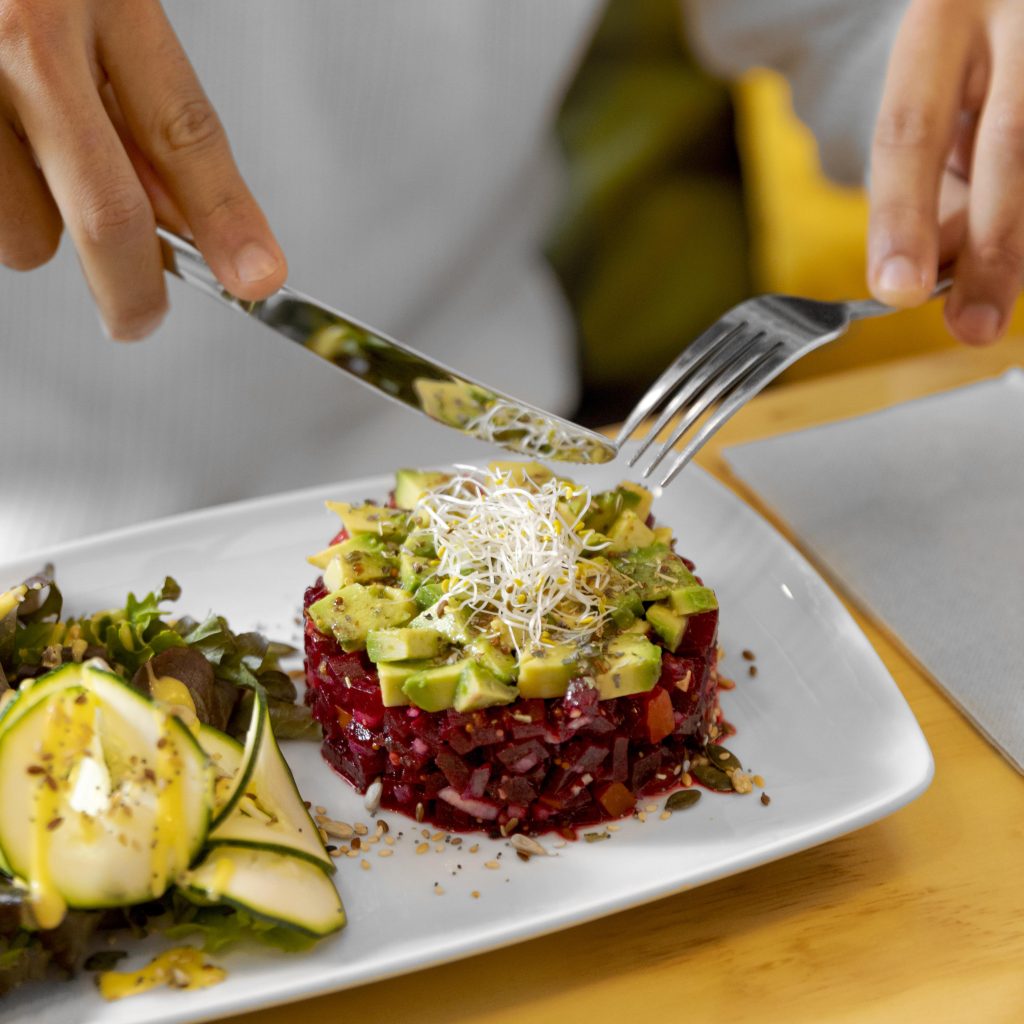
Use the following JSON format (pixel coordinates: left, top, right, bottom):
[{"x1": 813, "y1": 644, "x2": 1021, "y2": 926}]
[{"x1": 230, "y1": 339, "x2": 1024, "y2": 1024}]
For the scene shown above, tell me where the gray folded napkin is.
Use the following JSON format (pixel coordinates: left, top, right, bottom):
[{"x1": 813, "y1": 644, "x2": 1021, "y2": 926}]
[{"x1": 723, "y1": 368, "x2": 1024, "y2": 772}]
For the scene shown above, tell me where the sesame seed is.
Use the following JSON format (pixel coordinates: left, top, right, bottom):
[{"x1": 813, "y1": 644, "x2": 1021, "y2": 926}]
[
  {"x1": 360, "y1": 859, "x2": 370, "y2": 870},
  {"x1": 659, "y1": 811, "x2": 671, "y2": 821},
  {"x1": 471, "y1": 890, "x2": 481, "y2": 899},
  {"x1": 378, "y1": 848, "x2": 393, "y2": 858},
  {"x1": 484, "y1": 860, "x2": 500, "y2": 869},
  {"x1": 416, "y1": 843, "x2": 429, "y2": 855}
]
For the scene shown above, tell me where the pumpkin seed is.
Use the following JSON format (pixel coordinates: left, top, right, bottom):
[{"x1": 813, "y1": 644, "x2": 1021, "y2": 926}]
[
  {"x1": 707, "y1": 744, "x2": 741, "y2": 772},
  {"x1": 583, "y1": 831, "x2": 611, "y2": 843},
  {"x1": 665, "y1": 789, "x2": 702, "y2": 812},
  {"x1": 691, "y1": 763, "x2": 733, "y2": 791}
]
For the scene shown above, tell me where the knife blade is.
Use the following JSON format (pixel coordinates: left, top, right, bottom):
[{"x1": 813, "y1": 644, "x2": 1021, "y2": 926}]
[{"x1": 157, "y1": 228, "x2": 616, "y2": 466}]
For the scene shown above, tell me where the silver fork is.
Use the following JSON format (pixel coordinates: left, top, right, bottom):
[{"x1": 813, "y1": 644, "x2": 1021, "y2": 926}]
[{"x1": 617, "y1": 281, "x2": 951, "y2": 486}]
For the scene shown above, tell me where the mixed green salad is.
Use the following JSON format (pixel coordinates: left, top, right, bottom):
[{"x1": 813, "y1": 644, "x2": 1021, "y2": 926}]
[{"x1": 0, "y1": 572, "x2": 343, "y2": 1001}]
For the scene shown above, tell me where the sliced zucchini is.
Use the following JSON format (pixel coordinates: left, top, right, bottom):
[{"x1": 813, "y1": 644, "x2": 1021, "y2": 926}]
[
  {"x1": 0, "y1": 674, "x2": 212, "y2": 921},
  {"x1": 183, "y1": 845, "x2": 345, "y2": 938},
  {"x1": 0, "y1": 661, "x2": 92, "y2": 735},
  {"x1": 197, "y1": 724, "x2": 245, "y2": 821},
  {"x1": 208, "y1": 691, "x2": 332, "y2": 872},
  {"x1": 205, "y1": 692, "x2": 264, "y2": 827}
]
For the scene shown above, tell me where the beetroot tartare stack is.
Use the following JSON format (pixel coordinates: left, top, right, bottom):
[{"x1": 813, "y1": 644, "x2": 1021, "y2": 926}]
[{"x1": 303, "y1": 462, "x2": 724, "y2": 838}]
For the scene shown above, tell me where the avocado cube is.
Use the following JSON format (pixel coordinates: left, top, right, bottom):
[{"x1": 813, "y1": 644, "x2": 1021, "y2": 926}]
[
  {"x1": 612, "y1": 544, "x2": 698, "y2": 600},
  {"x1": 366, "y1": 627, "x2": 448, "y2": 663},
  {"x1": 402, "y1": 660, "x2": 468, "y2": 712},
  {"x1": 401, "y1": 529, "x2": 437, "y2": 557},
  {"x1": 393, "y1": 468, "x2": 451, "y2": 510},
  {"x1": 376, "y1": 659, "x2": 438, "y2": 707},
  {"x1": 606, "y1": 510, "x2": 657, "y2": 553},
  {"x1": 326, "y1": 501, "x2": 408, "y2": 538},
  {"x1": 317, "y1": 537, "x2": 399, "y2": 589},
  {"x1": 410, "y1": 600, "x2": 474, "y2": 644},
  {"x1": 621, "y1": 617, "x2": 653, "y2": 636},
  {"x1": 399, "y1": 548, "x2": 434, "y2": 592},
  {"x1": 610, "y1": 591, "x2": 645, "y2": 630},
  {"x1": 518, "y1": 643, "x2": 579, "y2": 699},
  {"x1": 668, "y1": 586, "x2": 718, "y2": 615},
  {"x1": 307, "y1": 541, "x2": 347, "y2": 570},
  {"x1": 307, "y1": 584, "x2": 417, "y2": 649},
  {"x1": 583, "y1": 487, "x2": 637, "y2": 535},
  {"x1": 619, "y1": 481, "x2": 654, "y2": 521},
  {"x1": 645, "y1": 602, "x2": 688, "y2": 653},
  {"x1": 594, "y1": 635, "x2": 663, "y2": 700},
  {"x1": 466, "y1": 636, "x2": 519, "y2": 684},
  {"x1": 453, "y1": 662, "x2": 520, "y2": 712},
  {"x1": 414, "y1": 582, "x2": 443, "y2": 610}
]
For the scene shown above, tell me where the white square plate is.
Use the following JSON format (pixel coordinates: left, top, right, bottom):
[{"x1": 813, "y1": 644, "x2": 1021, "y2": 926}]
[{"x1": 0, "y1": 461, "x2": 933, "y2": 1024}]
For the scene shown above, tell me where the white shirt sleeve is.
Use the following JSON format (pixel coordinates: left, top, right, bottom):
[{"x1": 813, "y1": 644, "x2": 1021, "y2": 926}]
[{"x1": 682, "y1": 0, "x2": 910, "y2": 185}]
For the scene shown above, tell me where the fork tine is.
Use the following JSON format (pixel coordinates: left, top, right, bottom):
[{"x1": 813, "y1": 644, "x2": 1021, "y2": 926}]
[
  {"x1": 626, "y1": 326, "x2": 761, "y2": 467},
  {"x1": 637, "y1": 333, "x2": 771, "y2": 475},
  {"x1": 657, "y1": 347, "x2": 790, "y2": 486},
  {"x1": 615, "y1": 319, "x2": 745, "y2": 445}
]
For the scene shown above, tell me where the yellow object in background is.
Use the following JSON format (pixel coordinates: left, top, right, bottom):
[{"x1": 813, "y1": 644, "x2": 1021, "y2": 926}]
[{"x1": 734, "y1": 68, "x2": 1024, "y2": 382}]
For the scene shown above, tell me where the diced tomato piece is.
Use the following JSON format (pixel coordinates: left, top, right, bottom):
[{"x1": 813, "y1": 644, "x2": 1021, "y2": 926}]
[
  {"x1": 595, "y1": 781, "x2": 636, "y2": 817},
  {"x1": 645, "y1": 689, "x2": 675, "y2": 744}
]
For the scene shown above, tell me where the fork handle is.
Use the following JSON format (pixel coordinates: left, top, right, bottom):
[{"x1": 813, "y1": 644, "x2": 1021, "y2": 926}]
[{"x1": 846, "y1": 277, "x2": 952, "y2": 321}]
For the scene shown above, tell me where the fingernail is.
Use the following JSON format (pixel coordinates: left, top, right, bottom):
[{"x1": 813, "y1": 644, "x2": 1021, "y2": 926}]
[
  {"x1": 957, "y1": 303, "x2": 1001, "y2": 343},
  {"x1": 234, "y1": 243, "x2": 280, "y2": 285},
  {"x1": 877, "y1": 255, "x2": 924, "y2": 300}
]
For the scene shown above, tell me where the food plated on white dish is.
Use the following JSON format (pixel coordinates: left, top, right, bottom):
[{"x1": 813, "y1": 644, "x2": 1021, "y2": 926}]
[{"x1": 0, "y1": 456, "x2": 932, "y2": 1024}]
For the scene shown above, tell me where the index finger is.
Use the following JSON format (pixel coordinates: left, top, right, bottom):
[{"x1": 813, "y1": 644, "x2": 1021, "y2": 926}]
[
  {"x1": 96, "y1": 0, "x2": 287, "y2": 301},
  {"x1": 868, "y1": 2, "x2": 973, "y2": 305}
]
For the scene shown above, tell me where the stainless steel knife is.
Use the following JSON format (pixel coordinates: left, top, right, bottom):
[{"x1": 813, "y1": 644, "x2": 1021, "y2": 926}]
[{"x1": 158, "y1": 228, "x2": 615, "y2": 465}]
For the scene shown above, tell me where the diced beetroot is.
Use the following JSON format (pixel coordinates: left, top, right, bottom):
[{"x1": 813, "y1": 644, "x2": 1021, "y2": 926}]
[
  {"x1": 563, "y1": 678, "x2": 599, "y2": 717},
  {"x1": 610, "y1": 736, "x2": 630, "y2": 783},
  {"x1": 303, "y1": 548, "x2": 723, "y2": 837},
  {"x1": 563, "y1": 739, "x2": 609, "y2": 776},
  {"x1": 435, "y1": 748, "x2": 470, "y2": 792},
  {"x1": 496, "y1": 739, "x2": 549, "y2": 774},
  {"x1": 678, "y1": 609, "x2": 718, "y2": 654},
  {"x1": 595, "y1": 781, "x2": 636, "y2": 817},
  {"x1": 631, "y1": 749, "x2": 663, "y2": 793},
  {"x1": 498, "y1": 774, "x2": 538, "y2": 806}
]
